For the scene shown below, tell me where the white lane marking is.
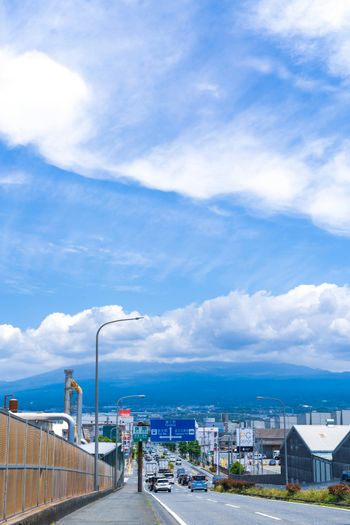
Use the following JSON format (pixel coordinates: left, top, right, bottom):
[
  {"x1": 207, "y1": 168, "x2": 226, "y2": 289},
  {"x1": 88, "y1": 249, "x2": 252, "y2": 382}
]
[
  {"x1": 145, "y1": 488, "x2": 188, "y2": 525},
  {"x1": 206, "y1": 498, "x2": 218, "y2": 502},
  {"x1": 255, "y1": 512, "x2": 281, "y2": 521},
  {"x1": 225, "y1": 503, "x2": 240, "y2": 509}
]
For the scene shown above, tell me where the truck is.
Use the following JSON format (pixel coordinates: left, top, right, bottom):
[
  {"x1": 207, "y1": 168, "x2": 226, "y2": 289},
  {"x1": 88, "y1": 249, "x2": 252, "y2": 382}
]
[
  {"x1": 145, "y1": 461, "x2": 158, "y2": 476},
  {"x1": 158, "y1": 458, "x2": 169, "y2": 470}
]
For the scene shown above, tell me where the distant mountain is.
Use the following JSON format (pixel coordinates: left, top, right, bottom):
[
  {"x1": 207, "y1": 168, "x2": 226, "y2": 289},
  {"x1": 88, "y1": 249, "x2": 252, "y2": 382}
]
[{"x1": 1, "y1": 361, "x2": 348, "y2": 411}]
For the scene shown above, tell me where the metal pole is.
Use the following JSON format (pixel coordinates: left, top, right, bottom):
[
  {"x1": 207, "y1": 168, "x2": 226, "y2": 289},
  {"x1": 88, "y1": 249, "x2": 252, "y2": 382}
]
[
  {"x1": 137, "y1": 441, "x2": 143, "y2": 492},
  {"x1": 216, "y1": 432, "x2": 219, "y2": 476},
  {"x1": 3, "y1": 411, "x2": 10, "y2": 520},
  {"x1": 114, "y1": 394, "x2": 145, "y2": 489},
  {"x1": 115, "y1": 400, "x2": 120, "y2": 488},
  {"x1": 283, "y1": 404, "x2": 288, "y2": 485},
  {"x1": 94, "y1": 317, "x2": 143, "y2": 492}
]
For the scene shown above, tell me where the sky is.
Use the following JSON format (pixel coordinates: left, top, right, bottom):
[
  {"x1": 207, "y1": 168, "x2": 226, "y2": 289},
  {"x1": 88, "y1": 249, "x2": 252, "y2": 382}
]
[{"x1": 2, "y1": 0, "x2": 350, "y2": 379}]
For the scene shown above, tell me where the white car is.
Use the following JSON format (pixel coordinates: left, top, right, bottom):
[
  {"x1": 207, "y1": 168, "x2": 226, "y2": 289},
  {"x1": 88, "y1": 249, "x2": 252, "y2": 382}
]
[{"x1": 154, "y1": 478, "x2": 172, "y2": 493}]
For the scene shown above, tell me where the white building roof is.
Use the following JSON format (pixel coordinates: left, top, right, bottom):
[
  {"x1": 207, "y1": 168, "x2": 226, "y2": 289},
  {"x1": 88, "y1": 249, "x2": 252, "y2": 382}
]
[
  {"x1": 294, "y1": 425, "x2": 350, "y2": 453},
  {"x1": 79, "y1": 443, "x2": 116, "y2": 456}
]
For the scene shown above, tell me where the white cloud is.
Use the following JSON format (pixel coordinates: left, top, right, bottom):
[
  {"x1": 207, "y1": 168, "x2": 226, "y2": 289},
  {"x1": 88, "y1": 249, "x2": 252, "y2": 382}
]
[
  {"x1": 2, "y1": 283, "x2": 350, "y2": 380},
  {"x1": 1, "y1": 1, "x2": 350, "y2": 236},
  {"x1": 0, "y1": 48, "x2": 92, "y2": 168},
  {"x1": 115, "y1": 120, "x2": 350, "y2": 234},
  {"x1": 116, "y1": 120, "x2": 309, "y2": 206},
  {"x1": 253, "y1": 0, "x2": 350, "y2": 77}
]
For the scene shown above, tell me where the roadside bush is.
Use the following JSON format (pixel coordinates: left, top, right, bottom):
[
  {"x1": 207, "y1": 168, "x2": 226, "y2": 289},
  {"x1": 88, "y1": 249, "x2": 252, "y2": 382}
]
[
  {"x1": 229, "y1": 461, "x2": 244, "y2": 475},
  {"x1": 209, "y1": 465, "x2": 216, "y2": 473},
  {"x1": 328, "y1": 484, "x2": 350, "y2": 500},
  {"x1": 216, "y1": 478, "x2": 255, "y2": 492},
  {"x1": 286, "y1": 483, "x2": 301, "y2": 494}
]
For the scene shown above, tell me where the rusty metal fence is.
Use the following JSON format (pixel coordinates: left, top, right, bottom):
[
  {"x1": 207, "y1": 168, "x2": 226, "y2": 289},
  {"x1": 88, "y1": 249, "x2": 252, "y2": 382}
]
[{"x1": 0, "y1": 409, "x2": 114, "y2": 522}]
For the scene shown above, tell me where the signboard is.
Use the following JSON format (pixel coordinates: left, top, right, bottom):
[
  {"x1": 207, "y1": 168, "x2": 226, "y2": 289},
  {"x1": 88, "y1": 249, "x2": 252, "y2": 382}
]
[
  {"x1": 236, "y1": 428, "x2": 254, "y2": 452},
  {"x1": 150, "y1": 419, "x2": 196, "y2": 442},
  {"x1": 119, "y1": 409, "x2": 131, "y2": 417},
  {"x1": 133, "y1": 425, "x2": 150, "y2": 442}
]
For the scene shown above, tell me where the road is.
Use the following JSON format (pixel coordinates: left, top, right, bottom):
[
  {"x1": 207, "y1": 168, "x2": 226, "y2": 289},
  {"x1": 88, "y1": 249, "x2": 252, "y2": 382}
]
[{"x1": 147, "y1": 459, "x2": 350, "y2": 525}]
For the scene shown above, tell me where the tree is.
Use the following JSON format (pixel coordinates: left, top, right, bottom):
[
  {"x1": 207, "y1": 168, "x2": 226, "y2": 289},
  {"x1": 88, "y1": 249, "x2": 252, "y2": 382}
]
[
  {"x1": 165, "y1": 443, "x2": 176, "y2": 452},
  {"x1": 188, "y1": 441, "x2": 201, "y2": 461},
  {"x1": 98, "y1": 435, "x2": 113, "y2": 442},
  {"x1": 179, "y1": 442, "x2": 188, "y2": 457},
  {"x1": 229, "y1": 461, "x2": 244, "y2": 475}
]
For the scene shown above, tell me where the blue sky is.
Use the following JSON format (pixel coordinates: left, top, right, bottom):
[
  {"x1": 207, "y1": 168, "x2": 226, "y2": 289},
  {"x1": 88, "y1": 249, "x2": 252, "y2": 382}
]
[{"x1": 2, "y1": 0, "x2": 350, "y2": 378}]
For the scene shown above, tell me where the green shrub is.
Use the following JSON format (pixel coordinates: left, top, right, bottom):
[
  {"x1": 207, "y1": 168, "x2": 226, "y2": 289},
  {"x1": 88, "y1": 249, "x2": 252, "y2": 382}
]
[
  {"x1": 328, "y1": 484, "x2": 350, "y2": 500},
  {"x1": 216, "y1": 478, "x2": 255, "y2": 492},
  {"x1": 229, "y1": 461, "x2": 244, "y2": 475},
  {"x1": 286, "y1": 483, "x2": 301, "y2": 494}
]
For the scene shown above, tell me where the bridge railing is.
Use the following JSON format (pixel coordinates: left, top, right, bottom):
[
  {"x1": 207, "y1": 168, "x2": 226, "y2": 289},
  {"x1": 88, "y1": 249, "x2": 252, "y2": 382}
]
[{"x1": 0, "y1": 409, "x2": 113, "y2": 522}]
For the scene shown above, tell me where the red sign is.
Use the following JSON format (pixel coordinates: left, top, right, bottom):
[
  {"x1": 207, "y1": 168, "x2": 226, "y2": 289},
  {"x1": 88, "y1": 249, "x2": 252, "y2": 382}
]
[{"x1": 119, "y1": 409, "x2": 131, "y2": 417}]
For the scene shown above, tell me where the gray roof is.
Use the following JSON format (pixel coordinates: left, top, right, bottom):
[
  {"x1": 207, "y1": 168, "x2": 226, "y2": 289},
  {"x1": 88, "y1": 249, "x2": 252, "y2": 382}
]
[{"x1": 294, "y1": 425, "x2": 350, "y2": 453}]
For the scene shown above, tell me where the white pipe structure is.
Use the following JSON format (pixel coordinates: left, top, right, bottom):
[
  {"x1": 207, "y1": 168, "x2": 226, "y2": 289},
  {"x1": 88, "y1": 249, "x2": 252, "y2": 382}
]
[{"x1": 14, "y1": 412, "x2": 76, "y2": 443}]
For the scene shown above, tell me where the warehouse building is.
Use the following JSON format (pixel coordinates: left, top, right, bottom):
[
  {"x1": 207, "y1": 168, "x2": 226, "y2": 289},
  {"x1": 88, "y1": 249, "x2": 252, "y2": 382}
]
[{"x1": 281, "y1": 425, "x2": 350, "y2": 484}]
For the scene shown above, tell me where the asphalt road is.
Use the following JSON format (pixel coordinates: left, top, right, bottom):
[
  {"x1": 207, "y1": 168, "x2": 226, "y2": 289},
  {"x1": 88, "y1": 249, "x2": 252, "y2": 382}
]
[{"x1": 147, "y1": 460, "x2": 350, "y2": 525}]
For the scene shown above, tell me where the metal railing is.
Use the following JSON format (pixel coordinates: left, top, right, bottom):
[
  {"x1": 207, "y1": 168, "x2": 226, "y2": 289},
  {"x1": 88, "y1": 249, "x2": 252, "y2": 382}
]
[{"x1": 0, "y1": 409, "x2": 114, "y2": 522}]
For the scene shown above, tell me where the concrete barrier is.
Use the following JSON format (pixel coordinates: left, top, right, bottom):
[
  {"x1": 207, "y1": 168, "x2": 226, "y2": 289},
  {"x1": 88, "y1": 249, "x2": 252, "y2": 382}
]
[{"x1": 8, "y1": 487, "x2": 116, "y2": 525}]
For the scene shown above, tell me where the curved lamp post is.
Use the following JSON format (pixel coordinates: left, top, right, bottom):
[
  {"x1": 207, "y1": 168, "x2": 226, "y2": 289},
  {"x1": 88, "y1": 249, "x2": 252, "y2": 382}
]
[
  {"x1": 94, "y1": 316, "x2": 143, "y2": 491},
  {"x1": 115, "y1": 394, "x2": 146, "y2": 487},
  {"x1": 256, "y1": 396, "x2": 289, "y2": 486}
]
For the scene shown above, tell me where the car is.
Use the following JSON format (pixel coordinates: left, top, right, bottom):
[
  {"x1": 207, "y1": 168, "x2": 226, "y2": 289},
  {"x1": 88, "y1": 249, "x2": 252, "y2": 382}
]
[
  {"x1": 175, "y1": 458, "x2": 182, "y2": 465},
  {"x1": 268, "y1": 459, "x2": 277, "y2": 466},
  {"x1": 188, "y1": 475, "x2": 208, "y2": 492},
  {"x1": 176, "y1": 467, "x2": 186, "y2": 478},
  {"x1": 341, "y1": 471, "x2": 350, "y2": 485},
  {"x1": 154, "y1": 478, "x2": 171, "y2": 493},
  {"x1": 212, "y1": 475, "x2": 224, "y2": 485},
  {"x1": 163, "y1": 471, "x2": 175, "y2": 484}
]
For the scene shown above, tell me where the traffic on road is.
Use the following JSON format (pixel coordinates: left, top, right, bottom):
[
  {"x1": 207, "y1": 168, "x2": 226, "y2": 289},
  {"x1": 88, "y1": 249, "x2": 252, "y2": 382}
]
[{"x1": 142, "y1": 446, "x2": 350, "y2": 525}]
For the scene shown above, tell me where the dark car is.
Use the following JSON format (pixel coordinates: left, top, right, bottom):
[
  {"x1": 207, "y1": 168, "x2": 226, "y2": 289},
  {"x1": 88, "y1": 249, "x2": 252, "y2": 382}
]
[
  {"x1": 180, "y1": 474, "x2": 190, "y2": 486},
  {"x1": 341, "y1": 471, "x2": 350, "y2": 484},
  {"x1": 212, "y1": 475, "x2": 224, "y2": 485}
]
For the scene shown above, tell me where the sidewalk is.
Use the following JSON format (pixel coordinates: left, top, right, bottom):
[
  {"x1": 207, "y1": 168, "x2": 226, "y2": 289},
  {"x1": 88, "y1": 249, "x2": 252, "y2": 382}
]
[{"x1": 56, "y1": 472, "x2": 161, "y2": 525}]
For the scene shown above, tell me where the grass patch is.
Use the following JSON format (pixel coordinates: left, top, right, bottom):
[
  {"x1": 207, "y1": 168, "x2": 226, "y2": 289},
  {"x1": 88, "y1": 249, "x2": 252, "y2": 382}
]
[{"x1": 213, "y1": 481, "x2": 350, "y2": 508}]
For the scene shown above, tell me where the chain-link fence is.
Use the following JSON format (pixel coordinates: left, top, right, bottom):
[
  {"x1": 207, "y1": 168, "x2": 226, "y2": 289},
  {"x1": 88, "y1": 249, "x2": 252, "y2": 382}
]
[{"x1": 0, "y1": 409, "x2": 114, "y2": 522}]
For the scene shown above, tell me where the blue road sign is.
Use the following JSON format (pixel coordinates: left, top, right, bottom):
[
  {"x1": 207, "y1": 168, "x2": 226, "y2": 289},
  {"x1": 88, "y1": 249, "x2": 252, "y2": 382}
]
[{"x1": 150, "y1": 419, "x2": 196, "y2": 442}]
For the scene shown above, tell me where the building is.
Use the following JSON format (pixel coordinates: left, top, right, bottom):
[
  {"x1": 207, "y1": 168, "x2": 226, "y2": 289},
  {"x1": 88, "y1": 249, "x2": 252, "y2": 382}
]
[
  {"x1": 255, "y1": 428, "x2": 284, "y2": 458},
  {"x1": 281, "y1": 425, "x2": 350, "y2": 484}
]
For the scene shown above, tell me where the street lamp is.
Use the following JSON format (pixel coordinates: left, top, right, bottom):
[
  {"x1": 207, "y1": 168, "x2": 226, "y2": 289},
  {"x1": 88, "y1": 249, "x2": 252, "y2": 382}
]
[
  {"x1": 256, "y1": 396, "x2": 289, "y2": 485},
  {"x1": 94, "y1": 316, "x2": 143, "y2": 492},
  {"x1": 115, "y1": 394, "x2": 146, "y2": 488}
]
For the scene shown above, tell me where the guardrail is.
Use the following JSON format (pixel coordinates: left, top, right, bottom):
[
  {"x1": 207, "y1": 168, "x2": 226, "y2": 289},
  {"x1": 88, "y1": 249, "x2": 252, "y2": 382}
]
[{"x1": 0, "y1": 409, "x2": 114, "y2": 522}]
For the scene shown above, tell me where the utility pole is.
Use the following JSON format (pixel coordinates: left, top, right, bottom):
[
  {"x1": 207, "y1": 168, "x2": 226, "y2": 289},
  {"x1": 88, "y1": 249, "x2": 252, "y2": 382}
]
[{"x1": 138, "y1": 440, "x2": 143, "y2": 492}]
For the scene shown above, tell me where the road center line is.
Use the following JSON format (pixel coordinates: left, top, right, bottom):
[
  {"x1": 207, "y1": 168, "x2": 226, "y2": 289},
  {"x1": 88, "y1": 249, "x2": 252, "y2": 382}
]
[
  {"x1": 255, "y1": 511, "x2": 281, "y2": 521},
  {"x1": 225, "y1": 503, "x2": 240, "y2": 509}
]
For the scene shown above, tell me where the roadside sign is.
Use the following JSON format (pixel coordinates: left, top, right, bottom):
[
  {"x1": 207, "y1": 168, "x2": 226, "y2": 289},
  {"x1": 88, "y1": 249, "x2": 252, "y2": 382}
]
[
  {"x1": 133, "y1": 425, "x2": 150, "y2": 442},
  {"x1": 236, "y1": 428, "x2": 254, "y2": 452},
  {"x1": 150, "y1": 419, "x2": 196, "y2": 442}
]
